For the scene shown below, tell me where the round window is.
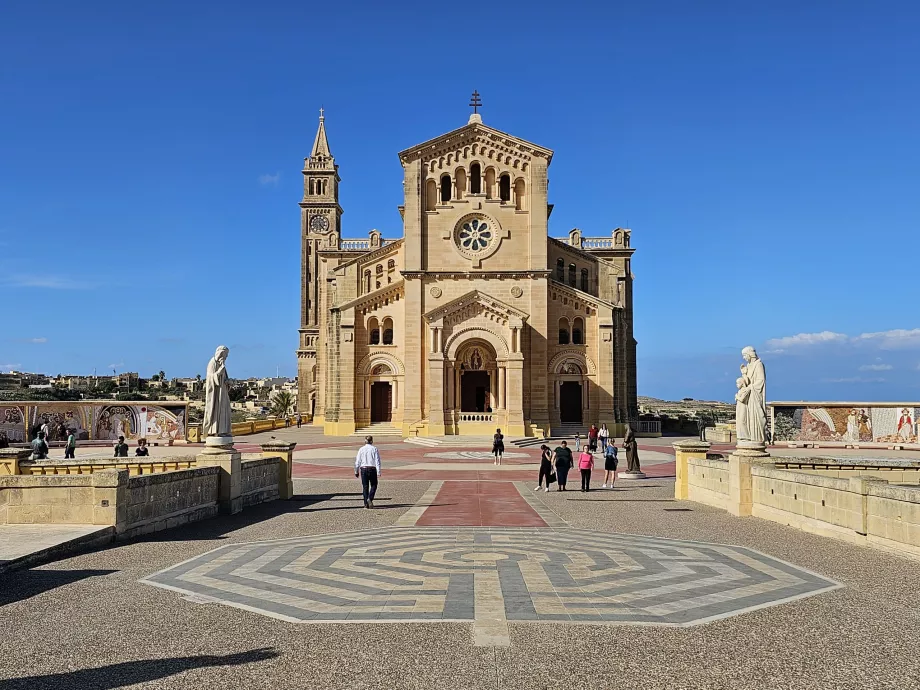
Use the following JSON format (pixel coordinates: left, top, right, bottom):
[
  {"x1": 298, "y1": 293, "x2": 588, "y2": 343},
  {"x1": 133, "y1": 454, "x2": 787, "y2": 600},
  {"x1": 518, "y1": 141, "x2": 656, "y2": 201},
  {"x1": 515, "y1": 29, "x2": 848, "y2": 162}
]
[{"x1": 453, "y1": 214, "x2": 502, "y2": 263}]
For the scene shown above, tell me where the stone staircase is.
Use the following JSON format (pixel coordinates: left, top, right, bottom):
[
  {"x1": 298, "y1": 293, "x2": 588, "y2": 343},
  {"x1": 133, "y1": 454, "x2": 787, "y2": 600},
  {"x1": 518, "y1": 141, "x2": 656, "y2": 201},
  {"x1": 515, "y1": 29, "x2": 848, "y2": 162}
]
[{"x1": 353, "y1": 422, "x2": 403, "y2": 439}]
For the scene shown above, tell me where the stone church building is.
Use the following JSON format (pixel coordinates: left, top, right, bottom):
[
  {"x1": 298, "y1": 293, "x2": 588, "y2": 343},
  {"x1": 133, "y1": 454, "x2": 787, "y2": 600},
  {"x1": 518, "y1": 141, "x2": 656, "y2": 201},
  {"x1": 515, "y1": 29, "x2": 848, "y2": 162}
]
[{"x1": 296, "y1": 108, "x2": 637, "y2": 437}]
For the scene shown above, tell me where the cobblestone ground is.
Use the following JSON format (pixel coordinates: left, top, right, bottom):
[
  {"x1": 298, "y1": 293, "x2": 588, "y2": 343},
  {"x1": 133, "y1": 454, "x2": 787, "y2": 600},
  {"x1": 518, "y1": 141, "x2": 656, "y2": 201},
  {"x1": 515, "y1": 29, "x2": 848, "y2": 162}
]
[{"x1": 2, "y1": 477, "x2": 920, "y2": 689}]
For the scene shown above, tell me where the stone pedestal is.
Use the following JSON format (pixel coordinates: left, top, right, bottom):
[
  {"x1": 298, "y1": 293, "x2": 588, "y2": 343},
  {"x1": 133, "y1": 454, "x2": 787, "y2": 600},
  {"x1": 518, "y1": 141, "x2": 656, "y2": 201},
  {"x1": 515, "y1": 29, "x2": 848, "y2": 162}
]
[
  {"x1": 672, "y1": 440, "x2": 711, "y2": 500},
  {"x1": 728, "y1": 441, "x2": 769, "y2": 517},
  {"x1": 196, "y1": 439, "x2": 242, "y2": 514},
  {"x1": 0, "y1": 448, "x2": 32, "y2": 475},
  {"x1": 618, "y1": 471, "x2": 646, "y2": 480},
  {"x1": 260, "y1": 440, "x2": 297, "y2": 500}
]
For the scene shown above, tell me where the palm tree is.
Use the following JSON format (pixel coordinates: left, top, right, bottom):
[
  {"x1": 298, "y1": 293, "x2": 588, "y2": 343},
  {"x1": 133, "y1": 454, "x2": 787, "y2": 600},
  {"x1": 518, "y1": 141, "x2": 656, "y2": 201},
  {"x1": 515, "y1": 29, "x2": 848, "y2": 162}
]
[{"x1": 270, "y1": 390, "x2": 295, "y2": 419}]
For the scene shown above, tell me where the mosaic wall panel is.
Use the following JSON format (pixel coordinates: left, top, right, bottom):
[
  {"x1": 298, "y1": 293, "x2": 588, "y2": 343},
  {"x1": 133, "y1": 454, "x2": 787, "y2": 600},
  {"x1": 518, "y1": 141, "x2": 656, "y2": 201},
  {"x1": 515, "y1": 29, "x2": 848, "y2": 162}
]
[
  {"x1": 771, "y1": 404, "x2": 920, "y2": 444},
  {"x1": 0, "y1": 402, "x2": 187, "y2": 443}
]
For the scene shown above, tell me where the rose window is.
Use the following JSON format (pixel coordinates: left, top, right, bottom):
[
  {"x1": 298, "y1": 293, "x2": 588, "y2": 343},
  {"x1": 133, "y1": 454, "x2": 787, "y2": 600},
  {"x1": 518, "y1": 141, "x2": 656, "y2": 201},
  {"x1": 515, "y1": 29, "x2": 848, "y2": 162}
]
[{"x1": 457, "y1": 218, "x2": 493, "y2": 252}]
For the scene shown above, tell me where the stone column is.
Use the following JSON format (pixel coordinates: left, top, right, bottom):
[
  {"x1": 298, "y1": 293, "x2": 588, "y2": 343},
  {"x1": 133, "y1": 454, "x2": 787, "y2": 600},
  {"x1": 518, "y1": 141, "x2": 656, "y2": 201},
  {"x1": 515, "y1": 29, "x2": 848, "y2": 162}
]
[
  {"x1": 92, "y1": 468, "x2": 128, "y2": 532},
  {"x1": 505, "y1": 357, "x2": 525, "y2": 435},
  {"x1": 428, "y1": 356, "x2": 446, "y2": 436},
  {"x1": 728, "y1": 441, "x2": 769, "y2": 517},
  {"x1": 497, "y1": 366, "x2": 505, "y2": 409},
  {"x1": 0, "y1": 448, "x2": 31, "y2": 475},
  {"x1": 261, "y1": 440, "x2": 297, "y2": 500},
  {"x1": 196, "y1": 444, "x2": 243, "y2": 515},
  {"x1": 672, "y1": 440, "x2": 711, "y2": 500}
]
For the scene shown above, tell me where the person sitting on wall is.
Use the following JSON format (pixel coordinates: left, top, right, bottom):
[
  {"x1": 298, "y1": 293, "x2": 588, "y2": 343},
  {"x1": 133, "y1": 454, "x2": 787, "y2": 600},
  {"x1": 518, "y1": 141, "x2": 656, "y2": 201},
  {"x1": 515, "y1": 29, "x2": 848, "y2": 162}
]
[
  {"x1": 114, "y1": 436, "x2": 129, "y2": 458},
  {"x1": 31, "y1": 431, "x2": 49, "y2": 460},
  {"x1": 135, "y1": 438, "x2": 150, "y2": 457}
]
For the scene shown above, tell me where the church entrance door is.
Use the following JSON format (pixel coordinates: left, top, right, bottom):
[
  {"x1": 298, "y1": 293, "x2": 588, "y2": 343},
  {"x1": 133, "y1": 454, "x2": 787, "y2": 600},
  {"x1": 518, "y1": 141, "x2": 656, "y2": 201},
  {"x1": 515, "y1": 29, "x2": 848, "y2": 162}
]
[
  {"x1": 461, "y1": 371, "x2": 491, "y2": 412},
  {"x1": 560, "y1": 382, "x2": 582, "y2": 424},
  {"x1": 370, "y1": 382, "x2": 392, "y2": 422}
]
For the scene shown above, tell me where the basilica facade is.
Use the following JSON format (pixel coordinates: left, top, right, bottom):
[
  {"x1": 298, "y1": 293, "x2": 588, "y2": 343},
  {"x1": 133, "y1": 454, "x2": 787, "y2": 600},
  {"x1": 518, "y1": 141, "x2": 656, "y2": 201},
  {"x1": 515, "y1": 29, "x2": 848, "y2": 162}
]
[{"x1": 296, "y1": 109, "x2": 638, "y2": 437}]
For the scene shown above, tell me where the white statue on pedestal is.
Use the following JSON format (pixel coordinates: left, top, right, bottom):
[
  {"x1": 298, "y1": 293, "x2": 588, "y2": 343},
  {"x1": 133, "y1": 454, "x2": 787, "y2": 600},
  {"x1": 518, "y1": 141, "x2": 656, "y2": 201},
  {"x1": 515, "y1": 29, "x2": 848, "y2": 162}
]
[
  {"x1": 203, "y1": 345, "x2": 232, "y2": 443},
  {"x1": 737, "y1": 346, "x2": 766, "y2": 444}
]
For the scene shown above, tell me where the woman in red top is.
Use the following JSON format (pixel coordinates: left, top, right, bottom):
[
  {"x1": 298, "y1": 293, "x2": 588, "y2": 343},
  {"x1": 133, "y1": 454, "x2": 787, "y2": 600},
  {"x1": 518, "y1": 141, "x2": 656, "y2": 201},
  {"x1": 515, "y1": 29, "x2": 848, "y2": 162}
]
[{"x1": 578, "y1": 449, "x2": 594, "y2": 492}]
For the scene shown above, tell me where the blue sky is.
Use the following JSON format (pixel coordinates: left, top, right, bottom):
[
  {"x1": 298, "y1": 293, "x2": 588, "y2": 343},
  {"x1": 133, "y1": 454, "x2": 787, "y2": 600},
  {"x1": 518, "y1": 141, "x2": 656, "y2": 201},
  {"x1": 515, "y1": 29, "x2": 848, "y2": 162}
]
[{"x1": 1, "y1": 1, "x2": 918, "y2": 402}]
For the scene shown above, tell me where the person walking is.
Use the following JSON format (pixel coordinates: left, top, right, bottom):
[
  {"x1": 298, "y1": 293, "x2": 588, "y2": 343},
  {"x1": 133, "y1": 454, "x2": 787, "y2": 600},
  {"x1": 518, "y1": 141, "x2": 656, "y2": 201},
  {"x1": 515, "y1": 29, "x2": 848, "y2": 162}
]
[
  {"x1": 31, "y1": 431, "x2": 49, "y2": 460},
  {"x1": 578, "y1": 447, "x2": 594, "y2": 492},
  {"x1": 40, "y1": 421, "x2": 51, "y2": 444},
  {"x1": 354, "y1": 435, "x2": 382, "y2": 509},
  {"x1": 552, "y1": 440, "x2": 573, "y2": 491},
  {"x1": 114, "y1": 436, "x2": 129, "y2": 458},
  {"x1": 587, "y1": 424, "x2": 599, "y2": 452},
  {"x1": 296, "y1": 413, "x2": 302, "y2": 429},
  {"x1": 64, "y1": 429, "x2": 76, "y2": 459},
  {"x1": 598, "y1": 423, "x2": 609, "y2": 453},
  {"x1": 492, "y1": 428, "x2": 504, "y2": 466},
  {"x1": 601, "y1": 441, "x2": 618, "y2": 488},
  {"x1": 135, "y1": 438, "x2": 150, "y2": 456},
  {"x1": 574, "y1": 434, "x2": 582, "y2": 452},
  {"x1": 534, "y1": 444, "x2": 554, "y2": 492}
]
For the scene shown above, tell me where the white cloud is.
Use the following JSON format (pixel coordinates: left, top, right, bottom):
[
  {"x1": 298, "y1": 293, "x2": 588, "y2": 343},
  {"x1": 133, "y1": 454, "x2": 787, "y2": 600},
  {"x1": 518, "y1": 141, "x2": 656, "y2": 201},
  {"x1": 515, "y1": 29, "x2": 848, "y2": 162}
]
[
  {"x1": 0, "y1": 363, "x2": 22, "y2": 371},
  {"x1": 21, "y1": 337, "x2": 47, "y2": 344},
  {"x1": 823, "y1": 376, "x2": 886, "y2": 384},
  {"x1": 108, "y1": 362, "x2": 124, "y2": 369},
  {"x1": 765, "y1": 331, "x2": 848, "y2": 349},
  {"x1": 259, "y1": 172, "x2": 280, "y2": 186},
  {"x1": 858, "y1": 363, "x2": 892, "y2": 371},
  {"x1": 1, "y1": 274, "x2": 91, "y2": 289},
  {"x1": 853, "y1": 329, "x2": 920, "y2": 350}
]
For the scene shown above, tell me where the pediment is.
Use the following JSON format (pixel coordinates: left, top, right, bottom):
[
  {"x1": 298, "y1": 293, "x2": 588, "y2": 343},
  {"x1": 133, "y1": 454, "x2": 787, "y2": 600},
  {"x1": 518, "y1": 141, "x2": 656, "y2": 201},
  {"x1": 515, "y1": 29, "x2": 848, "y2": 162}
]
[
  {"x1": 399, "y1": 121, "x2": 553, "y2": 171},
  {"x1": 425, "y1": 290, "x2": 529, "y2": 328}
]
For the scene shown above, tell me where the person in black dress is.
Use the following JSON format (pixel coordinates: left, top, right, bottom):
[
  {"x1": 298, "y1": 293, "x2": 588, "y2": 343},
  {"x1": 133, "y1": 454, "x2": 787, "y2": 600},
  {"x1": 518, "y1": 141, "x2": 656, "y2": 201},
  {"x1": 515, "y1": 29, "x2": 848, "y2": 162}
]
[
  {"x1": 492, "y1": 428, "x2": 504, "y2": 466},
  {"x1": 552, "y1": 441, "x2": 573, "y2": 491},
  {"x1": 534, "y1": 444, "x2": 554, "y2": 492}
]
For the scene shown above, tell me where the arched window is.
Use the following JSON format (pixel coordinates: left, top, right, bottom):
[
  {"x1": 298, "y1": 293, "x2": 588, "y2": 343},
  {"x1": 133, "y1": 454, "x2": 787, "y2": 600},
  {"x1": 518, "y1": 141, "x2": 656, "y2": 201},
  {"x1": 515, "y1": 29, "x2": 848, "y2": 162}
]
[
  {"x1": 556, "y1": 258, "x2": 564, "y2": 281},
  {"x1": 309, "y1": 179, "x2": 315, "y2": 195},
  {"x1": 368, "y1": 317, "x2": 380, "y2": 345},
  {"x1": 499, "y1": 174, "x2": 511, "y2": 202},
  {"x1": 376, "y1": 264, "x2": 383, "y2": 275},
  {"x1": 426, "y1": 179, "x2": 437, "y2": 211},
  {"x1": 470, "y1": 163, "x2": 481, "y2": 194},
  {"x1": 568, "y1": 264, "x2": 576, "y2": 287},
  {"x1": 514, "y1": 179, "x2": 525, "y2": 210},
  {"x1": 455, "y1": 168, "x2": 467, "y2": 200},
  {"x1": 364, "y1": 270, "x2": 371, "y2": 293},
  {"x1": 572, "y1": 317, "x2": 584, "y2": 345},
  {"x1": 580, "y1": 268, "x2": 589, "y2": 292},
  {"x1": 382, "y1": 317, "x2": 394, "y2": 345},
  {"x1": 440, "y1": 174, "x2": 451, "y2": 203},
  {"x1": 387, "y1": 259, "x2": 395, "y2": 270},
  {"x1": 484, "y1": 168, "x2": 496, "y2": 199},
  {"x1": 558, "y1": 318, "x2": 570, "y2": 345}
]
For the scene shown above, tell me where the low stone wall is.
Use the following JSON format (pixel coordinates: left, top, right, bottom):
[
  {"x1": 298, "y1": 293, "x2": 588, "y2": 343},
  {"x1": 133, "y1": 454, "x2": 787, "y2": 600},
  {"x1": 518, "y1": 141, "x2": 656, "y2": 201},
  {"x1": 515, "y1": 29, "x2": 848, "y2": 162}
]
[
  {"x1": 123, "y1": 467, "x2": 220, "y2": 538},
  {"x1": 686, "y1": 456, "x2": 731, "y2": 511},
  {"x1": 231, "y1": 417, "x2": 292, "y2": 437},
  {"x1": 240, "y1": 457, "x2": 281, "y2": 508},
  {"x1": 0, "y1": 470, "x2": 123, "y2": 526},
  {"x1": 21, "y1": 457, "x2": 197, "y2": 476},
  {"x1": 677, "y1": 442, "x2": 920, "y2": 561}
]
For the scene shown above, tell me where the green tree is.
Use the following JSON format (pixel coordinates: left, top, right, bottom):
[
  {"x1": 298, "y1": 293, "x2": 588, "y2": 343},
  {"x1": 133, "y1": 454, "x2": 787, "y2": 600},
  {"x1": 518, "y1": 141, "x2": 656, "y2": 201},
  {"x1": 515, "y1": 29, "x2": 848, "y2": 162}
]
[{"x1": 270, "y1": 391, "x2": 294, "y2": 419}]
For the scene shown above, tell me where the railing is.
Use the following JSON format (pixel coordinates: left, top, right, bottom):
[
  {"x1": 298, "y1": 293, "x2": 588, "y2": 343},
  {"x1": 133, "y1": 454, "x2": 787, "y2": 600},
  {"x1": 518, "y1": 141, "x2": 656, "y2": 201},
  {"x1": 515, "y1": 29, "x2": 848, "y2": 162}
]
[
  {"x1": 637, "y1": 420, "x2": 661, "y2": 434},
  {"x1": 459, "y1": 413, "x2": 493, "y2": 422},
  {"x1": 339, "y1": 238, "x2": 399, "y2": 251},
  {"x1": 559, "y1": 237, "x2": 614, "y2": 249}
]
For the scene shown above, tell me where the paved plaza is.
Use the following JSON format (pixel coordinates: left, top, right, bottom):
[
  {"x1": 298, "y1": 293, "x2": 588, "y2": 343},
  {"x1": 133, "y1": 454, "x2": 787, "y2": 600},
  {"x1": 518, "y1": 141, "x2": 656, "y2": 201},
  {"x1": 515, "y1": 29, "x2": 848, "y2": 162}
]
[{"x1": 3, "y1": 432, "x2": 920, "y2": 688}]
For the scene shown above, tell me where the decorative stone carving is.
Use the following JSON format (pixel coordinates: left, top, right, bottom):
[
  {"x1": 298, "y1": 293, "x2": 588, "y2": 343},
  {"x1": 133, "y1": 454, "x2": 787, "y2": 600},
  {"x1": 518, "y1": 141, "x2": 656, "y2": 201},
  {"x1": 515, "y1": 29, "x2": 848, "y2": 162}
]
[
  {"x1": 430, "y1": 286, "x2": 443, "y2": 298},
  {"x1": 203, "y1": 346, "x2": 232, "y2": 445},
  {"x1": 510, "y1": 286, "x2": 523, "y2": 298},
  {"x1": 736, "y1": 346, "x2": 767, "y2": 444}
]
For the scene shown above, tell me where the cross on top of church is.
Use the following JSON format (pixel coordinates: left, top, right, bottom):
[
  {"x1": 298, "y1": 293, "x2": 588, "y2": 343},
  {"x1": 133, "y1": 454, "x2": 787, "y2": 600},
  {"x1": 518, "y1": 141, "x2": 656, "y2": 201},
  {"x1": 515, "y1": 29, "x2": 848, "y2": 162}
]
[
  {"x1": 469, "y1": 90, "x2": 482, "y2": 114},
  {"x1": 319, "y1": 107, "x2": 325, "y2": 120}
]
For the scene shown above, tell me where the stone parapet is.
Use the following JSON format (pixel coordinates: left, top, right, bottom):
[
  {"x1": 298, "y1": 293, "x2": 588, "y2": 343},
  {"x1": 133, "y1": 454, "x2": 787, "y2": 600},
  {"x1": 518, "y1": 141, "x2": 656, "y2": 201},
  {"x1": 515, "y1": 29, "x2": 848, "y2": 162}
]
[
  {"x1": 672, "y1": 440, "x2": 710, "y2": 500},
  {"x1": 260, "y1": 441, "x2": 296, "y2": 500}
]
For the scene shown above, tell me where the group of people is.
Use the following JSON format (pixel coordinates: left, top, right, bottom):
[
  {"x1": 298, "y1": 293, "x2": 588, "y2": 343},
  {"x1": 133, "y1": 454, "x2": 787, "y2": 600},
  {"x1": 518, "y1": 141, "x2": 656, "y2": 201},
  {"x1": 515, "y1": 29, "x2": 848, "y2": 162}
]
[
  {"x1": 536, "y1": 424, "x2": 640, "y2": 493},
  {"x1": 29, "y1": 430, "x2": 151, "y2": 460}
]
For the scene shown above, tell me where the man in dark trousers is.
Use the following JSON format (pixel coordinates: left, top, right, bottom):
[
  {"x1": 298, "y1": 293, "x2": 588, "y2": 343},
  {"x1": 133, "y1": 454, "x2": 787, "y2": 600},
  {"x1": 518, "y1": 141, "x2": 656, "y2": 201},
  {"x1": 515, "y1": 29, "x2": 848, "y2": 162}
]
[
  {"x1": 354, "y1": 435, "x2": 382, "y2": 508},
  {"x1": 114, "y1": 436, "x2": 129, "y2": 458}
]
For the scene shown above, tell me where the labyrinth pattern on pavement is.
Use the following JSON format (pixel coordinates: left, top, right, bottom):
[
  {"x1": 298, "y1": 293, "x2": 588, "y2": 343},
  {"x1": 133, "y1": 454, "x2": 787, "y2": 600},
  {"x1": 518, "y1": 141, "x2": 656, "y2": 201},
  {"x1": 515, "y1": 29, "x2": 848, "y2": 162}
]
[
  {"x1": 425, "y1": 451, "x2": 530, "y2": 460},
  {"x1": 142, "y1": 527, "x2": 840, "y2": 627}
]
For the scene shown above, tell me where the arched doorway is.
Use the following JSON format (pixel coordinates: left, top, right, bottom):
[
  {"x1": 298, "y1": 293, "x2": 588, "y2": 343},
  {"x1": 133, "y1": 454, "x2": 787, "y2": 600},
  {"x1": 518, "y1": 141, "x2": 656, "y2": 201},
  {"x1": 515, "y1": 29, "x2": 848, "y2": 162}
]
[
  {"x1": 455, "y1": 341, "x2": 498, "y2": 413},
  {"x1": 554, "y1": 359, "x2": 586, "y2": 425},
  {"x1": 369, "y1": 363, "x2": 393, "y2": 422}
]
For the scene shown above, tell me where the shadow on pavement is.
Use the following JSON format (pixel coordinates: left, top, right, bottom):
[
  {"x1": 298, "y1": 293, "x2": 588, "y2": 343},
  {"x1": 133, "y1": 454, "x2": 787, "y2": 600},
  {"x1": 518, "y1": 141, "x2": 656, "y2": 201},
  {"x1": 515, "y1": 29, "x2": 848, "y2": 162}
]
[
  {"x1": 0, "y1": 648, "x2": 279, "y2": 690},
  {"x1": 0, "y1": 569, "x2": 118, "y2": 607}
]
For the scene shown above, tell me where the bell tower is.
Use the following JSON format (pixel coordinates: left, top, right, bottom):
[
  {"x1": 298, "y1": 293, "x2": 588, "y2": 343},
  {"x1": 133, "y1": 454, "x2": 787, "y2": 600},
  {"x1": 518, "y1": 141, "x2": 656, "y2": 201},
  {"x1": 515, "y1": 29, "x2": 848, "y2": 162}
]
[{"x1": 297, "y1": 109, "x2": 343, "y2": 420}]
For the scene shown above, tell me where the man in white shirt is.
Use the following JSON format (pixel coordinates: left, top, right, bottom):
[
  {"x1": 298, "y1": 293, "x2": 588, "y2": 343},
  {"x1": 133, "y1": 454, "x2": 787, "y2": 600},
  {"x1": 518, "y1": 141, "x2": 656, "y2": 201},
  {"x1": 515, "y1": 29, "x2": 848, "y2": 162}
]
[{"x1": 354, "y1": 435, "x2": 382, "y2": 509}]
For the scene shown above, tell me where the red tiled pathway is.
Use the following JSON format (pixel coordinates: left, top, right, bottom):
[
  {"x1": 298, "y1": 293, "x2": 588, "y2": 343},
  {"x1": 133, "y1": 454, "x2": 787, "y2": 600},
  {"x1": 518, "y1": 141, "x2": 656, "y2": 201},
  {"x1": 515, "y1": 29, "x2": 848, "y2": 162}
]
[
  {"x1": 292, "y1": 462, "x2": 675, "y2": 481},
  {"x1": 414, "y1": 481, "x2": 547, "y2": 527}
]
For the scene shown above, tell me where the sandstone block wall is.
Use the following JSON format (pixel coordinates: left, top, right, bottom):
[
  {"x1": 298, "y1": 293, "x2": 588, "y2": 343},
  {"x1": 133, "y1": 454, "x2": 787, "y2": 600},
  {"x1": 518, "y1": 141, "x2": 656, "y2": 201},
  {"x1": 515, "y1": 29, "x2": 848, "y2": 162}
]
[
  {"x1": 122, "y1": 466, "x2": 220, "y2": 538},
  {"x1": 241, "y1": 457, "x2": 282, "y2": 508}
]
